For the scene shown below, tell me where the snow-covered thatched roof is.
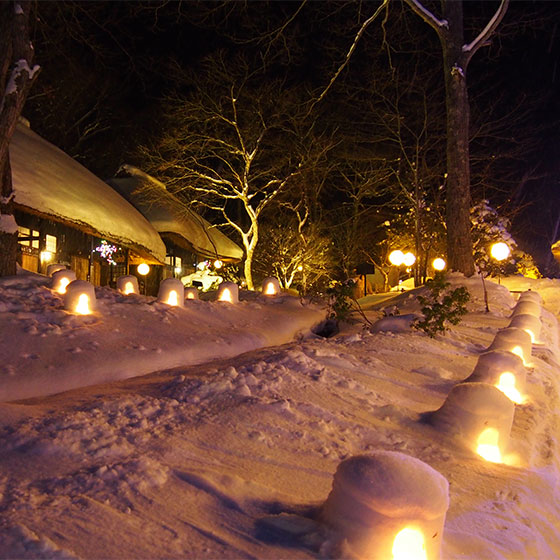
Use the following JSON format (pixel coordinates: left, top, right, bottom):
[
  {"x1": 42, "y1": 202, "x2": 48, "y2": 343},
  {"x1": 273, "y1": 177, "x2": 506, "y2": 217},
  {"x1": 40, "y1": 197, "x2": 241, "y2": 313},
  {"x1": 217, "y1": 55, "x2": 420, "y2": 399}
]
[
  {"x1": 107, "y1": 165, "x2": 243, "y2": 261},
  {"x1": 10, "y1": 122, "x2": 167, "y2": 264}
]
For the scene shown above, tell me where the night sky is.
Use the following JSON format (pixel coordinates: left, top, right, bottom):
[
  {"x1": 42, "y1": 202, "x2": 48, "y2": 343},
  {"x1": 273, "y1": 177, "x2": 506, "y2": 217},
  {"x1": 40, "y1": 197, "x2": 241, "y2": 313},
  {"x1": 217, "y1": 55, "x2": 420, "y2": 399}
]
[{"x1": 23, "y1": 0, "x2": 560, "y2": 274}]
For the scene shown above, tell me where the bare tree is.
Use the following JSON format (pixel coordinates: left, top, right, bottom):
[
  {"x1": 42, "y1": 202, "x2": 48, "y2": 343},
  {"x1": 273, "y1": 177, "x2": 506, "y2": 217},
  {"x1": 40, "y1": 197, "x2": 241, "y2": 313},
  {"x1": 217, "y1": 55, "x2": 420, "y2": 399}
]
[
  {"x1": 138, "y1": 55, "x2": 333, "y2": 290},
  {"x1": 403, "y1": 0, "x2": 509, "y2": 276},
  {"x1": 0, "y1": 1, "x2": 40, "y2": 277}
]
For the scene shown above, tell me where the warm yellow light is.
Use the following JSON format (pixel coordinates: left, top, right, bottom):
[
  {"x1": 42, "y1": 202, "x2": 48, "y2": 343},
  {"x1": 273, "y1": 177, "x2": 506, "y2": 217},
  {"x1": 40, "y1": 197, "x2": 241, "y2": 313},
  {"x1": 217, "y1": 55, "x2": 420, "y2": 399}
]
[
  {"x1": 389, "y1": 250, "x2": 405, "y2": 266},
  {"x1": 264, "y1": 282, "x2": 277, "y2": 295},
  {"x1": 476, "y1": 428, "x2": 502, "y2": 463},
  {"x1": 40, "y1": 250, "x2": 53, "y2": 263},
  {"x1": 186, "y1": 291, "x2": 196, "y2": 300},
  {"x1": 174, "y1": 266, "x2": 182, "y2": 275},
  {"x1": 137, "y1": 263, "x2": 150, "y2": 276},
  {"x1": 403, "y1": 252, "x2": 416, "y2": 267},
  {"x1": 392, "y1": 527, "x2": 427, "y2": 560},
  {"x1": 123, "y1": 281, "x2": 135, "y2": 295},
  {"x1": 523, "y1": 328, "x2": 536, "y2": 343},
  {"x1": 491, "y1": 242, "x2": 510, "y2": 262},
  {"x1": 166, "y1": 290, "x2": 179, "y2": 306},
  {"x1": 57, "y1": 277, "x2": 71, "y2": 294},
  {"x1": 219, "y1": 288, "x2": 232, "y2": 302},
  {"x1": 214, "y1": 259, "x2": 223, "y2": 269},
  {"x1": 432, "y1": 257, "x2": 446, "y2": 271},
  {"x1": 297, "y1": 265, "x2": 303, "y2": 272},
  {"x1": 511, "y1": 345, "x2": 525, "y2": 364},
  {"x1": 496, "y1": 372, "x2": 524, "y2": 404},
  {"x1": 75, "y1": 293, "x2": 91, "y2": 315}
]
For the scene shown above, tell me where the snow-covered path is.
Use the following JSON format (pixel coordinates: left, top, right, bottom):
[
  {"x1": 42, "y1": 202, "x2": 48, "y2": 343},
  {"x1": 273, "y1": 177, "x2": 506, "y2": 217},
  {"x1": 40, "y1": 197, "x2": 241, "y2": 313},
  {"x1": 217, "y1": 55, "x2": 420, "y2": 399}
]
[{"x1": 0, "y1": 274, "x2": 559, "y2": 558}]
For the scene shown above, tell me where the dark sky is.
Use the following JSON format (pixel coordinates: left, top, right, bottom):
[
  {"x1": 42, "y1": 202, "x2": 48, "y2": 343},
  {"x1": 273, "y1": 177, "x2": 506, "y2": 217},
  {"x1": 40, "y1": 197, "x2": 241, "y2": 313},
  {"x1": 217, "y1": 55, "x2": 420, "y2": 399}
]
[{"x1": 24, "y1": 0, "x2": 560, "y2": 272}]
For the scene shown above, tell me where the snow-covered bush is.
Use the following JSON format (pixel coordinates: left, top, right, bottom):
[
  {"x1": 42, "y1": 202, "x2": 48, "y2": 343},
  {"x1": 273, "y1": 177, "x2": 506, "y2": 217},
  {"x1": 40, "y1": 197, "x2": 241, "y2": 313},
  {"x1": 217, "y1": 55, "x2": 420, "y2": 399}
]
[
  {"x1": 471, "y1": 200, "x2": 540, "y2": 278},
  {"x1": 413, "y1": 273, "x2": 470, "y2": 337}
]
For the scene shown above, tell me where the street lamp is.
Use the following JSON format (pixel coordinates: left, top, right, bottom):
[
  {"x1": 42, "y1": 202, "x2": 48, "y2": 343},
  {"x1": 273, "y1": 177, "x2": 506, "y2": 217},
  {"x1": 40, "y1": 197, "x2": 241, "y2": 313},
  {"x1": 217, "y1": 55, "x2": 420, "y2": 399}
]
[
  {"x1": 432, "y1": 258, "x2": 446, "y2": 272},
  {"x1": 388, "y1": 250, "x2": 405, "y2": 266},
  {"x1": 490, "y1": 242, "x2": 510, "y2": 284}
]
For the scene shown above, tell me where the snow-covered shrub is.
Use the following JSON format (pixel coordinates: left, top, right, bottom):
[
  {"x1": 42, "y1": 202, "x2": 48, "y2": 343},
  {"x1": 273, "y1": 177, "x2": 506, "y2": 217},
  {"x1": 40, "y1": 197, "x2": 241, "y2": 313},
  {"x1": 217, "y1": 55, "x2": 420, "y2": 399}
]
[
  {"x1": 413, "y1": 273, "x2": 470, "y2": 337},
  {"x1": 471, "y1": 200, "x2": 540, "y2": 278}
]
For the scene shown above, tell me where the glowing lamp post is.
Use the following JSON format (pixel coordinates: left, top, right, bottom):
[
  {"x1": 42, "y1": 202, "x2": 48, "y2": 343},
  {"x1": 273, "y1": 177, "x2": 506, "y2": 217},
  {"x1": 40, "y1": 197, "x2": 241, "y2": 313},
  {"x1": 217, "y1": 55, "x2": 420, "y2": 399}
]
[
  {"x1": 157, "y1": 278, "x2": 184, "y2": 307},
  {"x1": 137, "y1": 263, "x2": 150, "y2": 276},
  {"x1": 465, "y1": 350, "x2": 526, "y2": 405},
  {"x1": 51, "y1": 269, "x2": 77, "y2": 295},
  {"x1": 488, "y1": 327, "x2": 532, "y2": 366},
  {"x1": 184, "y1": 286, "x2": 199, "y2": 300},
  {"x1": 402, "y1": 252, "x2": 416, "y2": 268},
  {"x1": 490, "y1": 242, "x2": 510, "y2": 284},
  {"x1": 429, "y1": 382, "x2": 514, "y2": 463},
  {"x1": 321, "y1": 451, "x2": 449, "y2": 560},
  {"x1": 388, "y1": 250, "x2": 405, "y2": 266},
  {"x1": 432, "y1": 258, "x2": 446, "y2": 272},
  {"x1": 117, "y1": 275, "x2": 139, "y2": 295},
  {"x1": 262, "y1": 276, "x2": 280, "y2": 296},
  {"x1": 64, "y1": 280, "x2": 96, "y2": 315},
  {"x1": 217, "y1": 281, "x2": 239, "y2": 303}
]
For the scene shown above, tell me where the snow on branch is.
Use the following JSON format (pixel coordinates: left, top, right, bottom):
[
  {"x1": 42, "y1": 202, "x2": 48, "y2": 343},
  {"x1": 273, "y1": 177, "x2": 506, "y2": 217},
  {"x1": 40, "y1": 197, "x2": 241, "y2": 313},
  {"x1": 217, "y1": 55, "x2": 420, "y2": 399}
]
[
  {"x1": 404, "y1": 0, "x2": 448, "y2": 32},
  {"x1": 5, "y1": 59, "x2": 40, "y2": 96},
  {"x1": 462, "y1": 0, "x2": 509, "y2": 58}
]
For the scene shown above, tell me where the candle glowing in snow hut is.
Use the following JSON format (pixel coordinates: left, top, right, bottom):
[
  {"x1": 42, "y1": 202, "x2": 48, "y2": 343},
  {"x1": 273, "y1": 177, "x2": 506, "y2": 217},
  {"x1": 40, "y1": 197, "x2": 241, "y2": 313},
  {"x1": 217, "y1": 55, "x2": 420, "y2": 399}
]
[
  {"x1": 321, "y1": 452, "x2": 449, "y2": 560},
  {"x1": 508, "y1": 313, "x2": 541, "y2": 344},
  {"x1": 51, "y1": 269, "x2": 77, "y2": 295},
  {"x1": 429, "y1": 382, "x2": 514, "y2": 463},
  {"x1": 262, "y1": 277, "x2": 280, "y2": 296},
  {"x1": 46, "y1": 263, "x2": 66, "y2": 276},
  {"x1": 116, "y1": 275, "x2": 139, "y2": 295},
  {"x1": 392, "y1": 527, "x2": 428, "y2": 560},
  {"x1": 476, "y1": 427, "x2": 502, "y2": 463},
  {"x1": 157, "y1": 278, "x2": 184, "y2": 307},
  {"x1": 217, "y1": 282, "x2": 239, "y2": 303},
  {"x1": 488, "y1": 327, "x2": 532, "y2": 366},
  {"x1": 64, "y1": 280, "x2": 96, "y2": 315},
  {"x1": 465, "y1": 350, "x2": 526, "y2": 405},
  {"x1": 184, "y1": 286, "x2": 199, "y2": 300}
]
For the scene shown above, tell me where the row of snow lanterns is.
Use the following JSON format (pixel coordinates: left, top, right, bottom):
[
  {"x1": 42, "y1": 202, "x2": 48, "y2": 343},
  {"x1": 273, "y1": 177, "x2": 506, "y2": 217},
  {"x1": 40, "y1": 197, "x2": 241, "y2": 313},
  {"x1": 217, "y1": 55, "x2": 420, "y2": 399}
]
[
  {"x1": 430, "y1": 289, "x2": 541, "y2": 466},
  {"x1": 320, "y1": 289, "x2": 542, "y2": 560},
  {"x1": 49, "y1": 264, "x2": 281, "y2": 314}
]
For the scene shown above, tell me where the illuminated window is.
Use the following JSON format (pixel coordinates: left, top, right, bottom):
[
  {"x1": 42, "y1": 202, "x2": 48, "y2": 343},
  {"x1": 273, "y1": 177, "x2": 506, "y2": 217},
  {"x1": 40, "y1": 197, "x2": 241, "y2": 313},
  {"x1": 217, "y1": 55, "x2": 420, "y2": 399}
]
[
  {"x1": 45, "y1": 234, "x2": 57, "y2": 253},
  {"x1": 18, "y1": 226, "x2": 40, "y2": 248}
]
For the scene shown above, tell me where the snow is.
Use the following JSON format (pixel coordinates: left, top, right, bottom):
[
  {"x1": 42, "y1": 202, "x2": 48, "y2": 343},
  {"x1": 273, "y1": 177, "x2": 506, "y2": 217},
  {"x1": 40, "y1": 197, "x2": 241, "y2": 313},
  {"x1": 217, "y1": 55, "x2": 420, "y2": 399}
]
[
  {"x1": 108, "y1": 165, "x2": 244, "y2": 261},
  {"x1": 0, "y1": 270, "x2": 559, "y2": 558},
  {"x1": 10, "y1": 124, "x2": 167, "y2": 263},
  {"x1": 0, "y1": 213, "x2": 19, "y2": 234}
]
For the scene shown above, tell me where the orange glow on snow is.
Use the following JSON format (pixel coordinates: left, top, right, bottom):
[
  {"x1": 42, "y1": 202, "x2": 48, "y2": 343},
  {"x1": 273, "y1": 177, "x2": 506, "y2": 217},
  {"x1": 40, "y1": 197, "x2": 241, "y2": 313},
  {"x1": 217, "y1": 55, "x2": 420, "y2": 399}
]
[
  {"x1": 166, "y1": 290, "x2": 179, "y2": 306},
  {"x1": 496, "y1": 372, "x2": 524, "y2": 404},
  {"x1": 186, "y1": 291, "x2": 196, "y2": 300},
  {"x1": 57, "y1": 277, "x2": 71, "y2": 294},
  {"x1": 75, "y1": 294, "x2": 91, "y2": 315},
  {"x1": 476, "y1": 428, "x2": 502, "y2": 463},
  {"x1": 264, "y1": 282, "x2": 277, "y2": 295},
  {"x1": 219, "y1": 288, "x2": 232, "y2": 302},
  {"x1": 392, "y1": 527, "x2": 428, "y2": 560},
  {"x1": 123, "y1": 281, "x2": 135, "y2": 295}
]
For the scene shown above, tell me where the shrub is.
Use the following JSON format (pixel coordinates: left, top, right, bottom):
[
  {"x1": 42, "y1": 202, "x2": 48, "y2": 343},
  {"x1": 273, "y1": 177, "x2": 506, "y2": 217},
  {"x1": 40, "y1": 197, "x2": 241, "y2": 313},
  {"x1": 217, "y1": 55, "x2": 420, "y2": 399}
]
[{"x1": 413, "y1": 273, "x2": 470, "y2": 337}]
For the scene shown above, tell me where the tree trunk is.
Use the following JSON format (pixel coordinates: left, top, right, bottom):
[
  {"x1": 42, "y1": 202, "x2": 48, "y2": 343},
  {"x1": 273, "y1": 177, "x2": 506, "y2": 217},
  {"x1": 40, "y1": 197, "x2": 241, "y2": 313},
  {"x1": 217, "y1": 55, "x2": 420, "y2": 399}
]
[
  {"x1": 0, "y1": 1, "x2": 40, "y2": 277},
  {"x1": 244, "y1": 249, "x2": 254, "y2": 291},
  {"x1": 442, "y1": 0, "x2": 475, "y2": 276},
  {"x1": 0, "y1": 157, "x2": 17, "y2": 276}
]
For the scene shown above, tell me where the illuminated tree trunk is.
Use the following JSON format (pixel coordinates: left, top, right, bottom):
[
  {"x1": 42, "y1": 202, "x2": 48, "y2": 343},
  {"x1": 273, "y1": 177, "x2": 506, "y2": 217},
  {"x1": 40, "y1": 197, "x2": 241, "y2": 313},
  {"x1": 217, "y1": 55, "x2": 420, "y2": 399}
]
[
  {"x1": 442, "y1": 0, "x2": 475, "y2": 276},
  {"x1": 0, "y1": 1, "x2": 40, "y2": 277},
  {"x1": 404, "y1": 0, "x2": 509, "y2": 276}
]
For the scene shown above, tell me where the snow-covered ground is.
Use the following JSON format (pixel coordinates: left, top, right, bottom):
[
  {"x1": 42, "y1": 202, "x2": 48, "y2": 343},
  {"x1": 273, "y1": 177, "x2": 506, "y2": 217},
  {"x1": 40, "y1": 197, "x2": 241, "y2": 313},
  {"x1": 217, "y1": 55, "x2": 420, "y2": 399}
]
[{"x1": 0, "y1": 271, "x2": 559, "y2": 559}]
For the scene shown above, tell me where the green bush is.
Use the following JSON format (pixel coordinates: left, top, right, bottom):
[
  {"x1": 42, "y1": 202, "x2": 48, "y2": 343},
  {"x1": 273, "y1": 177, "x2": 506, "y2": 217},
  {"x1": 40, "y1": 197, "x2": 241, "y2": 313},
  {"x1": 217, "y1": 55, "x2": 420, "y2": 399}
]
[
  {"x1": 413, "y1": 273, "x2": 470, "y2": 337},
  {"x1": 326, "y1": 279, "x2": 356, "y2": 322}
]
